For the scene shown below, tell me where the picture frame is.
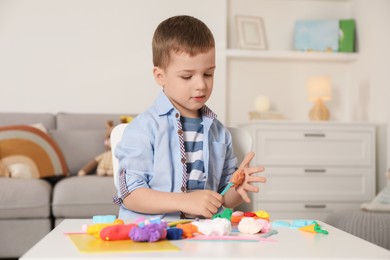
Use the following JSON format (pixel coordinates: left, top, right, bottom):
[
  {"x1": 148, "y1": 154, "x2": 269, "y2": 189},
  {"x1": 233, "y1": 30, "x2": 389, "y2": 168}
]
[{"x1": 236, "y1": 16, "x2": 267, "y2": 50}]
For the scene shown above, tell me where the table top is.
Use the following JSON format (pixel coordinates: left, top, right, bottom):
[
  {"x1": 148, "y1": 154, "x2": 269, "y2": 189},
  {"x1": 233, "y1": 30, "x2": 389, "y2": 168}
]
[{"x1": 21, "y1": 219, "x2": 390, "y2": 260}]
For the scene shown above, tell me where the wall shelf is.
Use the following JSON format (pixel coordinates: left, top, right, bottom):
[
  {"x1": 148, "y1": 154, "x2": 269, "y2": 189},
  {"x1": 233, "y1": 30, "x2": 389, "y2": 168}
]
[{"x1": 226, "y1": 49, "x2": 358, "y2": 62}]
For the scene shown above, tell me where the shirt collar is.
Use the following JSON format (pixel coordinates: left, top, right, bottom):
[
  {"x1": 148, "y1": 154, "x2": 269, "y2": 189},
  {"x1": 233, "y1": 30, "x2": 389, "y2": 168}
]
[
  {"x1": 155, "y1": 91, "x2": 174, "y2": 116},
  {"x1": 155, "y1": 91, "x2": 217, "y2": 119}
]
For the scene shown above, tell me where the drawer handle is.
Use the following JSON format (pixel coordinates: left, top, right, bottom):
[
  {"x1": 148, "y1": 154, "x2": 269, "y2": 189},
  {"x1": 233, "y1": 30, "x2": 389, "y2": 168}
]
[
  {"x1": 305, "y1": 169, "x2": 326, "y2": 173},
  {"x1": 304, "y1": 204, "x2": 327, "y2": 209},
  {"x1": 304, "y1": 133, "x2": 326, "y2": 138}
]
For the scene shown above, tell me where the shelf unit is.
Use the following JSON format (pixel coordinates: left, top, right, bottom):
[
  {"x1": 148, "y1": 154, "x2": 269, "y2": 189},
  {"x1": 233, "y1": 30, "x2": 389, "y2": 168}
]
[{"x1": 225, "y1": 0, "x2": 359, "y2": 126}]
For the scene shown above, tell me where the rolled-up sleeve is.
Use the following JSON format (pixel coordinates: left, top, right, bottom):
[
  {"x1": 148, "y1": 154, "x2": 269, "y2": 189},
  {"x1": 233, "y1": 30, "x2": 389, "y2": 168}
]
[{"x1": 115, "y1": 118, "x2": 154, "y2": 200}]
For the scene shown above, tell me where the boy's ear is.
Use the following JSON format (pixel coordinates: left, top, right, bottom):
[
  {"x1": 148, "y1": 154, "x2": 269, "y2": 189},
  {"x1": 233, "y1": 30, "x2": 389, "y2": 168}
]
[{"x1": 153, "y1": 66, "x2": 165, "y2": 87}]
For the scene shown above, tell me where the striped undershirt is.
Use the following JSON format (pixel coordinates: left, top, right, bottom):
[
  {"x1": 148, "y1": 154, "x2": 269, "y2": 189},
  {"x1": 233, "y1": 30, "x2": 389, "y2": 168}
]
[{"x1": 180, "y1": 116, "x2": 205, "y2": 190}]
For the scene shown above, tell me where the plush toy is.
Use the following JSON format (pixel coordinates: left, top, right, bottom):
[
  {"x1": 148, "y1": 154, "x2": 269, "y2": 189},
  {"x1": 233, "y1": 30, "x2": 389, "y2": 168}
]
[
  {"x1": 78, "y1": 116, "x2": 133, "y2": 177},
  {"x1": 78, "y1": 120, "x2": 114, "y2": 176}
]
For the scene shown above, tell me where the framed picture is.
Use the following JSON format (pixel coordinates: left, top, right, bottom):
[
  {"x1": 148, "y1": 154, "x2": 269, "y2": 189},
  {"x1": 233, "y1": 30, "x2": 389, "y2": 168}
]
[{"x1": 236, "y1": 16, "x2": 267, "y2": 50}]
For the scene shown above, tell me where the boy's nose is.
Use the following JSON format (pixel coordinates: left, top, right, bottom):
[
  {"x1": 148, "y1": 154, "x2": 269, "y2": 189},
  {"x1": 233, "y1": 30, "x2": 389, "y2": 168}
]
[{"x1": 195, "y1": 77, "x2": 207, "y2": 89}]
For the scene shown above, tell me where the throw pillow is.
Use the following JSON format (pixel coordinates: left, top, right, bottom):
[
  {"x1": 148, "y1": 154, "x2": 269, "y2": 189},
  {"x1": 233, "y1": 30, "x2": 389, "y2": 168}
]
[
  {"x1": 0, "y1": 125, "x2": 68, "y2": 178},
  {"x1": 0, "y1": 159, "x2": 10, "y2": 177},
  {"x1": 361, "y1": 171, "x2": 390, "y2": 212}
]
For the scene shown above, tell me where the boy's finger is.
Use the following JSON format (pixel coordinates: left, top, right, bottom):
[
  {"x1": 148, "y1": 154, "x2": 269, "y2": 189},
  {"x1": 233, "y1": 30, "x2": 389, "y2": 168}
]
[
  {"x1": 244, "y1": 183, "x2": 260, "y2": 193},
  {"x1": 239, "y1": 190, "x2": 251, "y2": 203},
  {"x1": 210, "y1": 190, "x2": 223, "y2": 201},
  {"x1": 247, "y1": 175, "x2": 267, "y2": 183},
  {"x1": 238, "y1": 151, "x2": 255, "y2": 169},
  {"x1": 210, "y1": 195, "x2": 223, "y2": 207},
  {"x1": 245, "y1": 166, "x2": 265, "y2": 175}
]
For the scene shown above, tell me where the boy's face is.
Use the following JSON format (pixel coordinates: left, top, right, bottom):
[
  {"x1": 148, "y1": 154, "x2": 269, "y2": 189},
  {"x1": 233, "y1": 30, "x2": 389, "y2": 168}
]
[{"x1": 153, "y1": 48, "x2": 216, "y2": 118}]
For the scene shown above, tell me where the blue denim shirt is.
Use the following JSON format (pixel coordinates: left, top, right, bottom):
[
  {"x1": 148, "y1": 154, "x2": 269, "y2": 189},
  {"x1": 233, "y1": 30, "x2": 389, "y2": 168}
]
[{"x1": 114, "y1": 91, "x2": 237, "y2": 220}]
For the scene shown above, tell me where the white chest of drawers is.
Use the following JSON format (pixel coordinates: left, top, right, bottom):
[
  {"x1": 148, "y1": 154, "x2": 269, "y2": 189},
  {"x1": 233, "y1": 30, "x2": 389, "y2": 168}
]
[{"x1": 239, "y1": 121, "x2": 376, "y2": 221}]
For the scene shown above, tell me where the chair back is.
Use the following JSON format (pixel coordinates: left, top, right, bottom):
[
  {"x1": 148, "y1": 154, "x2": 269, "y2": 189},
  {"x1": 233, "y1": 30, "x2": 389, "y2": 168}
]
[
  {"x1": 110, "y1": 124, "x2": 252, "y2": 187},
  {"x1": 111, "y1": 123, "x2": 127, "y2": 187},
  {"x1": 227, "y1": 126, "x2": 252, "y2": 163}
]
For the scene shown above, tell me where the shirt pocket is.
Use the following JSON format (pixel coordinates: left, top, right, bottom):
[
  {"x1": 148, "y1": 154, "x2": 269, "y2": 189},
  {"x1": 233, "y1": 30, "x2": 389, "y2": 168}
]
[{"x1": 208, "y1": 141, "x2": 228, "y2": 190}]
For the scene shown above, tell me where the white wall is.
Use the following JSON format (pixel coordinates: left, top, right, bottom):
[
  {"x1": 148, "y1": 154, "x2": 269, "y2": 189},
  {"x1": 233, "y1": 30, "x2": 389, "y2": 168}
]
[
  {"x1": 1, "y1": 0, "x2": 389, "y2": 189},
  {"x1": 352, "y1": 0, "x2": 390, "y2": 190},
  {"x1": 0, "y1": 0, "x2": 227, "y2": 120}
]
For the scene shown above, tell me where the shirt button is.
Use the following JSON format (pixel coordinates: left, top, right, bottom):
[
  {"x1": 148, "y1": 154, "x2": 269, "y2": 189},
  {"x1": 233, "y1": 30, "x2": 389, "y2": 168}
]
[
  {"x1": 181, "y1": 186, "x2": 186, "y2": 192},
  {"x1": 177, "y1": 129, "x2": 183, "y2": 135},
  {"x1": 175, "y1": 113, "x2": 179, "y2": 118},
  {"x1": 181, "y1": 157, "x2": 186, "y2": 163}
]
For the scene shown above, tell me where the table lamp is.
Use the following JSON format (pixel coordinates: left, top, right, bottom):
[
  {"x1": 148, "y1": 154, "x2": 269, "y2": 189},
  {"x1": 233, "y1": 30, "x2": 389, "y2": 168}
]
[{"x1": 307, "y1": 76, "x2": 332, "y2": 121}]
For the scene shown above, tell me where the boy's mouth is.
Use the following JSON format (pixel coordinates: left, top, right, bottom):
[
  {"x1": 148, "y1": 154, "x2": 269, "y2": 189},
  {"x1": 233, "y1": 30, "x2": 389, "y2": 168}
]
[{"x1": 192, "y1": 95, "x2": 206, "y2": 102}]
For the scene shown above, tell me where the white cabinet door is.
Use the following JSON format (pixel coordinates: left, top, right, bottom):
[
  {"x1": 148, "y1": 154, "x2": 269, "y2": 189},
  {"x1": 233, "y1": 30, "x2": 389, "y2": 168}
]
[
  {"x1": 258, "y1": 167, "x2": 375, "y2": 201},
  {"x1": 254, "y1": 129, "x2": 373, "y2": 166}
]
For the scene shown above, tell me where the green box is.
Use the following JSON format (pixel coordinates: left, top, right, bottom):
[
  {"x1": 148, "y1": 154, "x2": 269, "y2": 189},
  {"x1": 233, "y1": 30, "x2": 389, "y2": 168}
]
[{"x1": 339, "y1": 19, "x2": 356, "y2": 52}]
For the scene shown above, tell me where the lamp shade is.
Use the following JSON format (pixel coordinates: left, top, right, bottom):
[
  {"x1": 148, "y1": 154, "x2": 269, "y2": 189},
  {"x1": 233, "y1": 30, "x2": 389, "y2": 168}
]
[{"x1": 307, "y1": 76, "x2": 332, "y2": 102}]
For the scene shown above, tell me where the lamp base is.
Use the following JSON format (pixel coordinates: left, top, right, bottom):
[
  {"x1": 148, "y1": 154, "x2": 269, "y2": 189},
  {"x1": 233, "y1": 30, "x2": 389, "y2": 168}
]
[{"x1": 309, "y1": 99, "x2": 330, "y2": 121}]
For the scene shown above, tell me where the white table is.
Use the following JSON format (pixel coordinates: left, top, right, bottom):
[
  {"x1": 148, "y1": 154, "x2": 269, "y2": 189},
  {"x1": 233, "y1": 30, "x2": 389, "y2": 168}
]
[{"x1": 21, "y1": 219, "x2": 390, "y2": 259}]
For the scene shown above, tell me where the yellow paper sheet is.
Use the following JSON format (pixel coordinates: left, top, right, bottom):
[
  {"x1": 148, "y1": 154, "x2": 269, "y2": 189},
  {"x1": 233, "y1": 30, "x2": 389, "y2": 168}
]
[{"x1": 67, "y1": 234, "x2": 180, "y2": 253}]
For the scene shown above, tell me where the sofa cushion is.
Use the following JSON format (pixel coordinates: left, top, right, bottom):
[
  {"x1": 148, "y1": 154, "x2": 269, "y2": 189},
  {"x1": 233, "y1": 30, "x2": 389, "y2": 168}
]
[
  {"x1": 0, "y1": 125, "x2": 68, "y2": 178},
  {"x1": 52, "y1": 176, "x2": 118, "y2": 218},
  {"x1": 0, "y1": 178, "x2": 52, "y2": 218},
  {"x1": 326, "y1": 209, "x2": 390, "y2": 250},
  {"x1": 50, "y1": 130, "x2": 106, "y2": 175},
  {"x1": 56, "y1": 112, "x2": 136, "y2": 130},
  {"x1": 0, "y1": 112, "x2": 56, "y2": 130}
]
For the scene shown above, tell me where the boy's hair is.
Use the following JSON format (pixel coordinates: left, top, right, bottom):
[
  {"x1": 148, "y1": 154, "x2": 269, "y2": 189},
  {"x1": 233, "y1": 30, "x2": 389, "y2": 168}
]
[{"x1": 152, "y1": 15, "x2": 215, "y2": 70}]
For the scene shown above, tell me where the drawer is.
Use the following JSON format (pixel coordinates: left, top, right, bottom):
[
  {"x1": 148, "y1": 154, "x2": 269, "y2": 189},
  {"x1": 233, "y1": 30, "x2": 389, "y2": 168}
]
[
  {"x1": 255, "y1": 202, "x2": 363, "y2": 222},
  {"x1": 254, "y1": 129, "x2": 373, "y2": 166},
  {"x1": 257, "y1": 167, "x2": 375, "y2": 201}
]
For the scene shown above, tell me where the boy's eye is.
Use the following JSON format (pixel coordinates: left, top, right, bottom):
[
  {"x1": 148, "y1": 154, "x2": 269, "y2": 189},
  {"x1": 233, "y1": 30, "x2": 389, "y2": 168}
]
[
  {"x1": 204, "y1": 73, "x2": 213, "y2": 77},
  {"x1": 181, "y1": 75, "x2": 192, "y2": 80}
]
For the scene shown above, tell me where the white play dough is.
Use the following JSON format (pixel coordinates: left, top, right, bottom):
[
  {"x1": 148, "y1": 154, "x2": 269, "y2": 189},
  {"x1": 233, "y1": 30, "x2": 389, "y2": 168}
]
[{"x1": 192, "y1": 218, "x2": 231, "y2": 236}]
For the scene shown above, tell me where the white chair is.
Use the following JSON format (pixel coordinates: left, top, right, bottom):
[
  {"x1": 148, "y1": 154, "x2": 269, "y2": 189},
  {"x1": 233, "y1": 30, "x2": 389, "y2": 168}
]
[
  {"x1": 110, "y1": 124, "x2": 252, "y2": 187},
  {"x1": 111, "y1": 123, "x2": 128, "y2": 187},
  {"x1": 227, "y1": 126, "x2": 252, "y2": 163}
]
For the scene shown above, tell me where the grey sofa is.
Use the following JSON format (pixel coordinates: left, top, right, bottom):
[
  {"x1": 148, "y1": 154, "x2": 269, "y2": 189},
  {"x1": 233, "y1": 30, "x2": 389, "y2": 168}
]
[
  {"x1": 0, "y1": 112, "x2": 134, "y2": 258},
  {"x1": 326, "y1": 210, "x2": 390, "y2": 250}
]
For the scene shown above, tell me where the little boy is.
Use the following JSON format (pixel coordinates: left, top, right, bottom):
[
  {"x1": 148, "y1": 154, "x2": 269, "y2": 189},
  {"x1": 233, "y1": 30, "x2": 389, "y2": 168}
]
[{"x1": 114, "y1": 15, "x2": 265, "y2": 220}]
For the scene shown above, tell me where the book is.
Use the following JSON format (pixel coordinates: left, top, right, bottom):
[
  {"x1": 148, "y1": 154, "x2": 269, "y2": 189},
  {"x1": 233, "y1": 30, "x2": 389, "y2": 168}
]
[
  {"x1": 339, "y1": 19, "x2": 356, "y2": 53},
  {"x1": 294, "y1": 19, "x2": 339, "y2": 52},
  {"x1": 293, "y1": 19, "x2": 356, "y2": 53}
]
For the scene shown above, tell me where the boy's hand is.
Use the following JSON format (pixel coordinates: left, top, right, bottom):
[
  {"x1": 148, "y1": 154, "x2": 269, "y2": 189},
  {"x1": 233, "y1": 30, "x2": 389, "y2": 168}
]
[
  {"x1": 180, "y1": 190, "x2": 223, "y2": 219},
  {"x1": 235, "y1": 151, "x2": 265, "y2": 203}
]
